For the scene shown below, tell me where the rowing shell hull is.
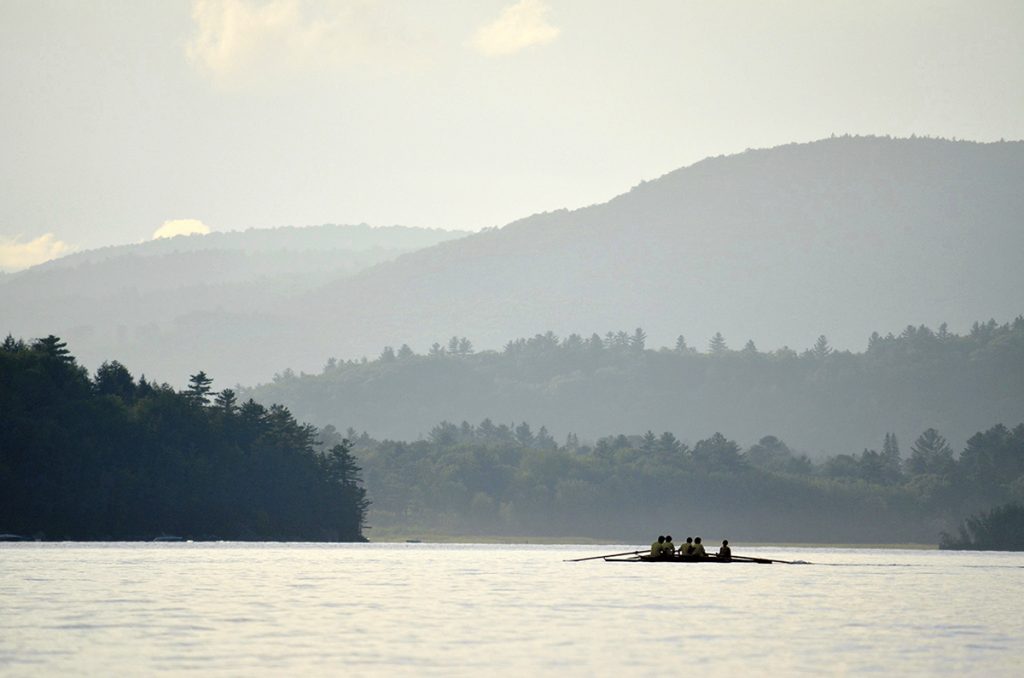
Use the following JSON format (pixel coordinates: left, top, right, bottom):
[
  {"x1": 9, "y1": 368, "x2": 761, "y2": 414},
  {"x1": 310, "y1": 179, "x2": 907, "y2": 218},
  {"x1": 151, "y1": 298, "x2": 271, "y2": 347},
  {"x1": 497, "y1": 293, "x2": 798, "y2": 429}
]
[{"x1": 604, "y1": 555, "x2": 772, "y2": 564}]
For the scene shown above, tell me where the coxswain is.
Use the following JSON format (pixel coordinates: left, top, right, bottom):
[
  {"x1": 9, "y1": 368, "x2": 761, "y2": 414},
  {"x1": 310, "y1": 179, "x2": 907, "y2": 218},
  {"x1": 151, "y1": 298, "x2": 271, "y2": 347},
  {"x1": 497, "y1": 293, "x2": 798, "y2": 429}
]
[
  {"x1": 692, "y1": 536, "x2": 707, "y2": 557},
  {"x1": 717, "y1": 539, "x2": 732, "y2": 561},
  {"x1": 650, "y1": 535, "x2": 665, "y2": 557}
]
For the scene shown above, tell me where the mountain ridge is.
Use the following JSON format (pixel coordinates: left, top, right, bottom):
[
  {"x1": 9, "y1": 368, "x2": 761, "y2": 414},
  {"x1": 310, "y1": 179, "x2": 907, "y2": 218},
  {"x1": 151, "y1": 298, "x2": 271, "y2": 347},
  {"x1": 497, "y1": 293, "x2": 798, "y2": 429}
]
[{"x1": 2, "y1": 135, "x2": 1021, "y2": 387}]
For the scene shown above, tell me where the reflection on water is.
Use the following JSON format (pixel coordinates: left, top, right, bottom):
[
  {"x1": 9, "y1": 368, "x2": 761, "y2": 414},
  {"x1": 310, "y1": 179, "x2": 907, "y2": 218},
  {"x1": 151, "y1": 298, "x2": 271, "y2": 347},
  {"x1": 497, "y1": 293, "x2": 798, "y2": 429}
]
[{"x1": 2, "y1": 544, "x2": 1023, "y2": 676}]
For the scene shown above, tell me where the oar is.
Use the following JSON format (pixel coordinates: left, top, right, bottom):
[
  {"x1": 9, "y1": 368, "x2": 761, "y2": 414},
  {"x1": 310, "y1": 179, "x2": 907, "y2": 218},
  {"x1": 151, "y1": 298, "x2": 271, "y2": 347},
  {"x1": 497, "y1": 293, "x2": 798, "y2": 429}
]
[
  {"x1": 564, "y1": 548, "x2": 651, "y2": 562},
  {"x1": 730, "y1": 554, "x2": 808, "y2": 565}
]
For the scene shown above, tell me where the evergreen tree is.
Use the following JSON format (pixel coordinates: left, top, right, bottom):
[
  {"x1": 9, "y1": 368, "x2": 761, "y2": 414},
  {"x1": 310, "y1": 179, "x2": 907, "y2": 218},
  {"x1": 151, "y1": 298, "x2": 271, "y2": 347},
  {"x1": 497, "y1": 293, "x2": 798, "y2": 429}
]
[
  {"x1": 185, "y1": 371, "x2": 214, "y2": 405},
  {"x1": 674, "y1": 335, "x2": 688, "y2": 352},
  {"x1": 536, "y1": 425, "x2": 557, "y2": 450},
  {"x1": 640, "y1": 430, "x2": 657, "y2": 454},
  {"x1": 94, "y1": 360, "x2": 136, "y2": 401},
  {"x1": 882, "y1": 433, "x2": 902, "y2": 475},
  {"x1": 630, "y1": 327, "x2": 647, "y2": 352},
  {"x1": 2, "y1": 334, "x2": 25, "y2": 352},
  {"x1": 693, "y1": 432, "x2": 742, "y2": 470},
  {"x1": 430, "y1": 421, "x2": 459, "y2": 446},
  {"x1": 907, "y1": 428, "x2": 954, "y2": 476},
  {"x1": 657, "y1": 431, "x2": 683, "y2": 457},
  {"x1": 214, "y1": 388, "x2": 238, "y2": 414},
  {"x1": 563, "y1": 333, "x2": 584, "y2": 351},
  {"x1": 709, "y1": 332, "x2": 728, "y2": 355},
  {"x1": 515, "y1": 421, "x2": 535, "y2": 447},
  {"x1": 813, "y1": 335, "x2": 832, "y2": 359},
  {"x1": 33, "y1": 335, "x2": 72, "y2": 363}
]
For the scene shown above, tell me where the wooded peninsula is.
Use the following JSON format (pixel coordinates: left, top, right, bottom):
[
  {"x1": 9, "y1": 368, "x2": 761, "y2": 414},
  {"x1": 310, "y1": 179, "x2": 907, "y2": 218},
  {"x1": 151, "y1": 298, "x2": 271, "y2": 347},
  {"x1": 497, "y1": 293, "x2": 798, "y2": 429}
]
[{"x1": 0, "y1": 335, "x2": 368, "y2": 541}]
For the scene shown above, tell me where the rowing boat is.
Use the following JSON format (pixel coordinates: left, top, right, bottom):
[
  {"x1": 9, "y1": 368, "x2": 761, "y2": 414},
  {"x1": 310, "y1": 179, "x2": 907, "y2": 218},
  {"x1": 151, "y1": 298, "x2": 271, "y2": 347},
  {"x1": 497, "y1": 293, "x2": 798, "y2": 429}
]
[{"x1": 604, "y1": 554, "x2": 772, "y2": 564}]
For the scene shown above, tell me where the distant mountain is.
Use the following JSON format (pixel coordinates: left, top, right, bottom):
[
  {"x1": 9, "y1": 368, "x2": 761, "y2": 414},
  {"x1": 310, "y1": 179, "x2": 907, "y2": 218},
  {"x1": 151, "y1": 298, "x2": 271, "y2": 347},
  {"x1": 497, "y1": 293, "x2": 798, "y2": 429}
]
[
  {"x1": 0, "y1": 223, "x2": 468, "y2": 380},
  {"x1": 3, "y1": 136, "x2": 1022, "y2": 389},
  {"x1": 293, "y1": 136, "x2": 1023, "y2": 369}
]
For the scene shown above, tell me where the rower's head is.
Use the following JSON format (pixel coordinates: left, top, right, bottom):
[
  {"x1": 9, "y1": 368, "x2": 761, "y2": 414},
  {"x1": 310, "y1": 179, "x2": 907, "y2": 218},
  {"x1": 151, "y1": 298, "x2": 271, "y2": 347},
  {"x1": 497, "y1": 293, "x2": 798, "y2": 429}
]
[
  {"x1": 722, "y1": 540, "x2": 729, "y2": 546},
  {"x1": 695, "y1": 537, "x2": 702, "y2": 544},
  {"x1": 665, "y1": 535, "x2": 672, "y2": 542},
  {"x1": 657, "y1": 535, "x2": 665, "y2": 543},
  {"x1": 686, "y1": 537, "x2": 693, "y2": 544}
]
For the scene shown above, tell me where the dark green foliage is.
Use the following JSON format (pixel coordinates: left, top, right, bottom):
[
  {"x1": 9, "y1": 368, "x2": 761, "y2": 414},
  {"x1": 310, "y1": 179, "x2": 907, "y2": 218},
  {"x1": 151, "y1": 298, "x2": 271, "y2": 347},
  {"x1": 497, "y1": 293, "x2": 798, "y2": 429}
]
[
  {"x1": 94, "y1": 361, "x2": 136, "y2": 401},
  {"x1": 0, "y1": 337, "x2": 368, "y2": 541},
  {"x1": 185, "y1": 370, "x2": 214, "y2": 405},
  {"x1": 940, "y1": 504, "x2": 1024, "y2": 551}
]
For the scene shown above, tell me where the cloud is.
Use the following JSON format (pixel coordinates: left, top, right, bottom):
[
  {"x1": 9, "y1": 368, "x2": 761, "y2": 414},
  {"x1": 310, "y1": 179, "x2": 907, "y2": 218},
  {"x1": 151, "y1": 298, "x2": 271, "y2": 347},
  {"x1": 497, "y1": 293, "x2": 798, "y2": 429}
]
[
  {"x1": 186, "y1": 0, "x2": 415, "y2": 86},
  {"x1": 152, "y1": 219, "x2": 213, "y2": 240},
  {"x1": 0, "y1": 233, "x2": 75, "y2": 272},
  {"x1": 472, "y1": 0, "x2": 559, "y2": 57}
]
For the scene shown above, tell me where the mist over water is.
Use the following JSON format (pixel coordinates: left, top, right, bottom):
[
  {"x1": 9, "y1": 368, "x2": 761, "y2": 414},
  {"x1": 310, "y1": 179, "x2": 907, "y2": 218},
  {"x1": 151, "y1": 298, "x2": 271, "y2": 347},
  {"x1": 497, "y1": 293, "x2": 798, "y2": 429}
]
[{"x1": 3, "y1": 543, "x2": 1022, "y2": 676}]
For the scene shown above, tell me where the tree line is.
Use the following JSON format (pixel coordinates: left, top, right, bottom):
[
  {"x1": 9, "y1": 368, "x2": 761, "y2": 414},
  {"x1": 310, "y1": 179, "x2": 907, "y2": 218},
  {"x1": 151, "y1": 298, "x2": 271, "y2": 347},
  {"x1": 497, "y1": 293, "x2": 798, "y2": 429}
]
[
  {"x1": 340, "y1": 417, "x2": 1023, "y2": 545},
  {"x1": 0, "y1": 335, "x2": 368, "y2": 541},
  {"x1": 244, "y1": 317, "x2": 1024, "y2": 456}
]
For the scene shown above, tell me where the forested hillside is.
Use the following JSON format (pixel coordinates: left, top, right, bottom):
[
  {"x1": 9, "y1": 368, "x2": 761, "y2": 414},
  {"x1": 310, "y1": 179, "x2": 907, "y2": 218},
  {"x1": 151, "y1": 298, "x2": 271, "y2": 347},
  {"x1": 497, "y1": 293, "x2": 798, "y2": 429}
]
[
  {"x1": 0, "y1": 336, "x2": 368, "y2": 541},
  {"x1": 345, "y1": 418, "x2": 1024, "y2": 544},
  {"x1": 243, "y1": 317, "x2": 1024, "y2": 456}
]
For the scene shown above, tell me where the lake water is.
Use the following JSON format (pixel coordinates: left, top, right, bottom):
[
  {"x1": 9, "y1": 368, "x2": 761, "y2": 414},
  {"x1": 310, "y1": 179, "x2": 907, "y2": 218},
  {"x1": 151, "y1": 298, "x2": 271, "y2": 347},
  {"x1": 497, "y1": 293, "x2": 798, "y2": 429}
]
[{"x1": 2, "y1": 543, "x2": 1023, "y2": 676}]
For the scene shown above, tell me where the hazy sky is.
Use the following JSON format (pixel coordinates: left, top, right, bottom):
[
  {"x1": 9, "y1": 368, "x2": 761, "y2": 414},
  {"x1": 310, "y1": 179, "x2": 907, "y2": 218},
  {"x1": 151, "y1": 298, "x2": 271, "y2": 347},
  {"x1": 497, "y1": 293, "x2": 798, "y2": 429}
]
[{"x1": 1, "y1": 0, "x2": 1022, "y2": 267}]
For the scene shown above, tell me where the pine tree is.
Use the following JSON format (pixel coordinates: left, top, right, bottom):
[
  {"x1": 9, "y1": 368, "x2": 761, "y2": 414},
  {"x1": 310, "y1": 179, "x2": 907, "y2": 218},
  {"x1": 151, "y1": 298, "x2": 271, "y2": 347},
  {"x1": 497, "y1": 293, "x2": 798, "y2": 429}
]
[
  {"x1": 657, "y1": 431, "x2": 683, "y2": 456},
  {"x1": 709, "y1": 332, "x2": 728, "y2": 355},
  {"x1": 2, "y1": 334, "x2": 25, "y2": 352},
  {"x1": 515, "y1": 421, "x2": 535, "y2": 447},
  {"x1": 907, "y1": 428, "x2": 954, "y2": 475},
  {"x1": 640, "y1": 430, "x2": 657, "y2": 454},
  {"x1": 880, "y1": 433, "x2": 903, "y2": 483},
  {"x1": 33, "y1": 335, "x2": 72, "y2": 363},
  {"x1": 813, "y1": 335, "x2": 832, "y2": 359},
  {"x1": 185, "y1": 371, "x2": 214, "y2": 406},
  {"x1": 214, "y1": 388, "x2": 238, "y2": 414},
  {"x1": 630, "y1": 327, "x2": 647, "y2": 352},
  {"x1": 94, "y1": 360, "x2": 136, "y2": 401}
]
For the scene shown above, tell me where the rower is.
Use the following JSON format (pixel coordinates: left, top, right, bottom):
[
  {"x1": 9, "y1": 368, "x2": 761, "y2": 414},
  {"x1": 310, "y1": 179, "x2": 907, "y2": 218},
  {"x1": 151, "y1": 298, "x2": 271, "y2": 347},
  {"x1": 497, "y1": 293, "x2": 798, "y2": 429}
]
[
  {"x1": 663, "y1": 535, "x2": 675, "y2": 556},
  {"x1": 717, "y1": 539, "x2": 732, "y2": 561},
  {"x1": 650, "y1": 535, "x2": 665, "y2": 557},
  {"x1": 679, "y1": 537, "x2": 695, "y2": 556},
  {"x1": 692, "y1": 537, "x2": 707, "y2": 557}
]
